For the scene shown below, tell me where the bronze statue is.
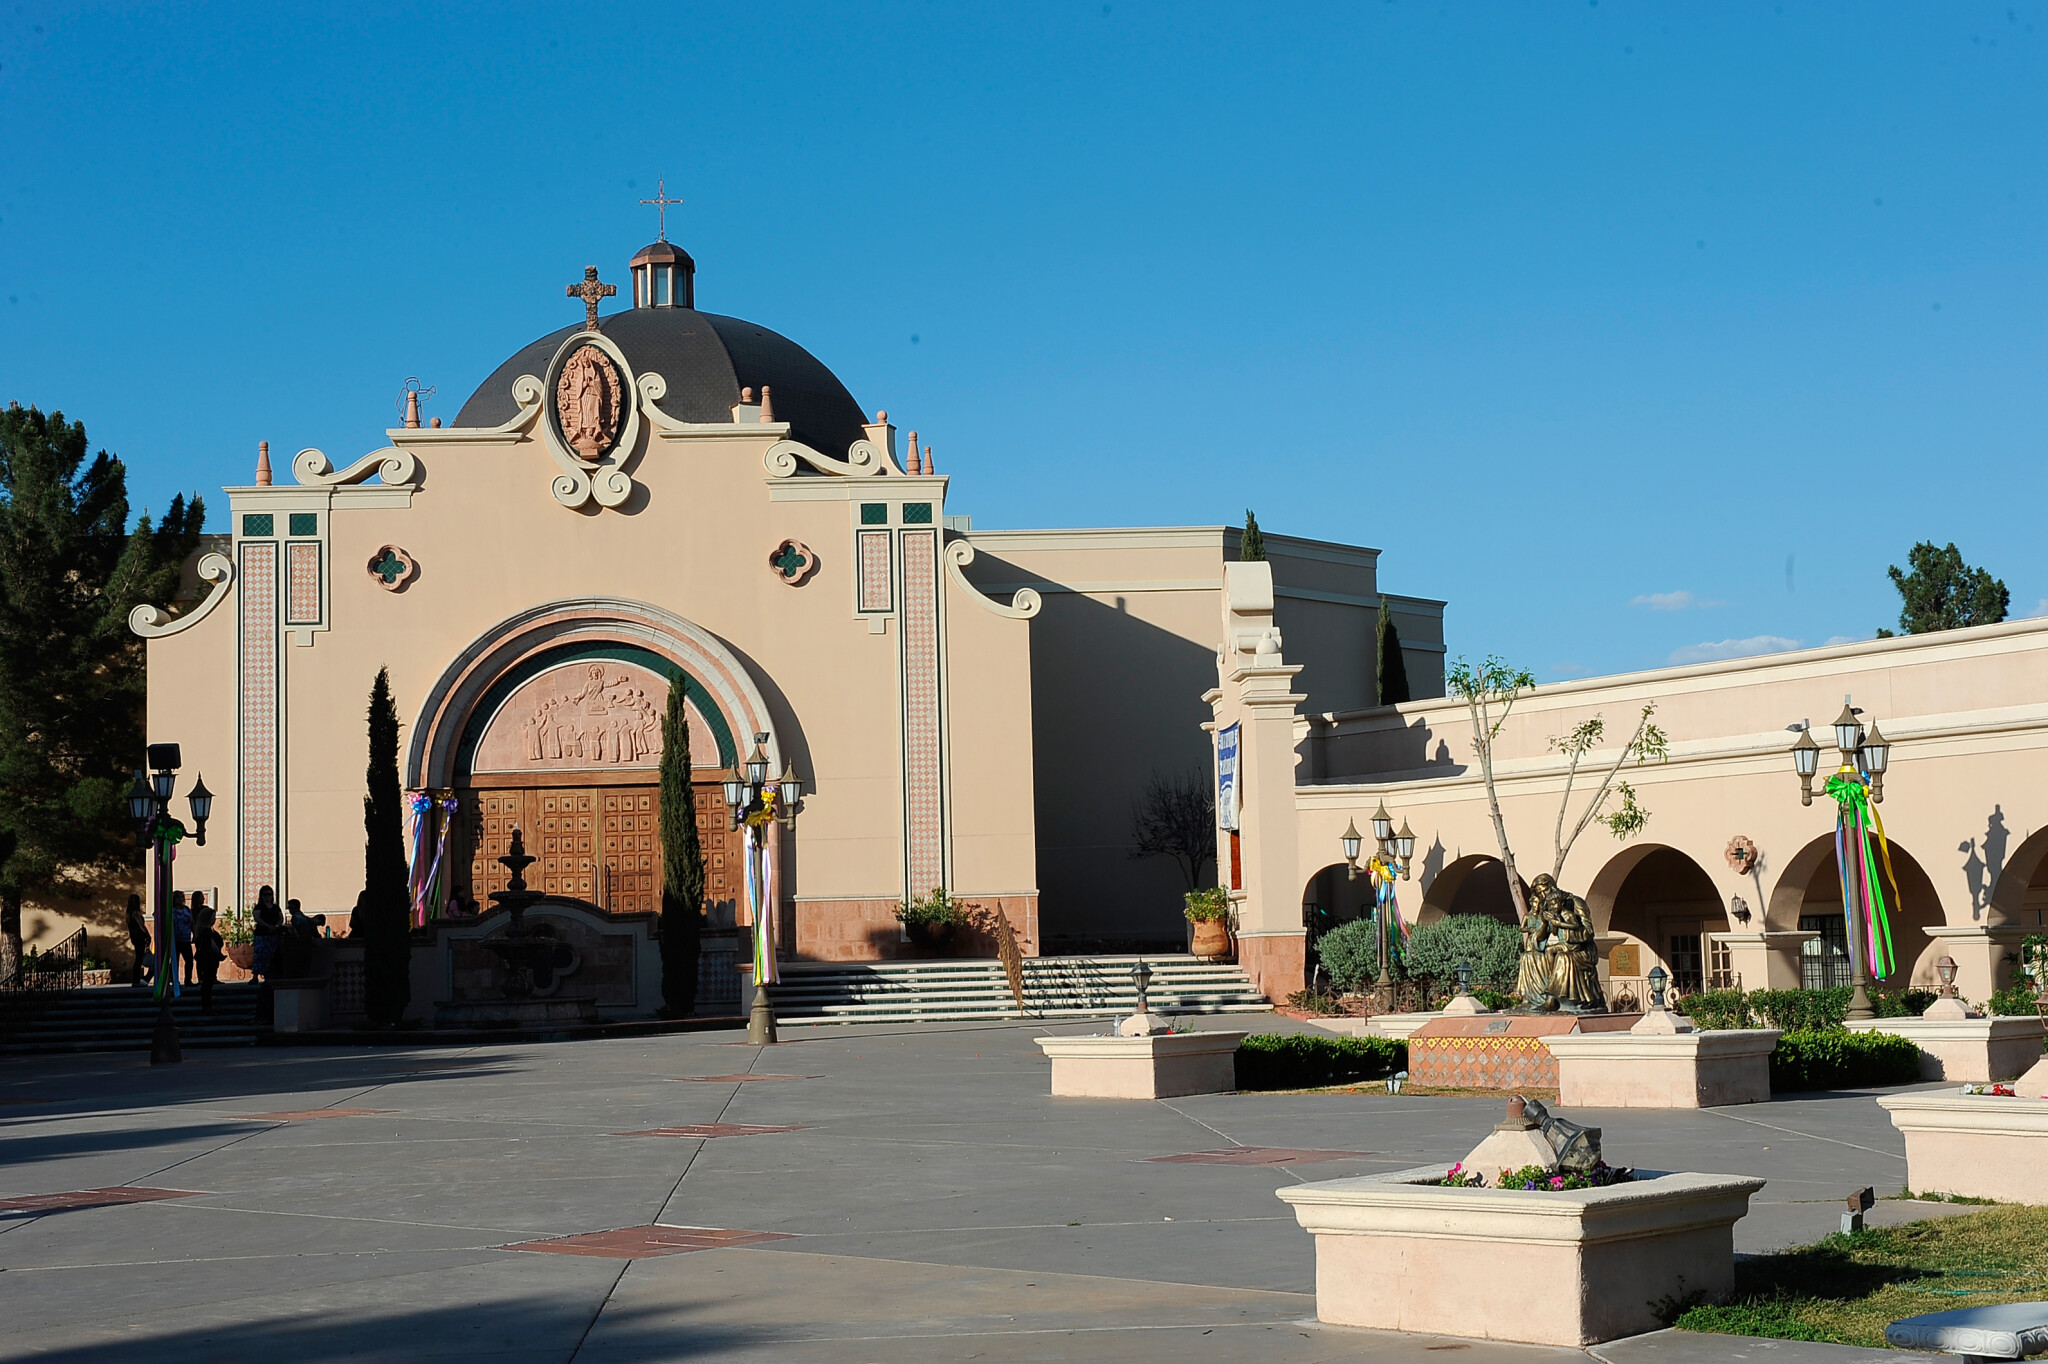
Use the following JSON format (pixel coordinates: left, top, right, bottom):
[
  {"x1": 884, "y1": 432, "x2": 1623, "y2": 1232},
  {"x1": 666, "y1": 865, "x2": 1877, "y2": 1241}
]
[{"x1": 1515, "y1": 873, "x2": 1607, "y2": 1013}]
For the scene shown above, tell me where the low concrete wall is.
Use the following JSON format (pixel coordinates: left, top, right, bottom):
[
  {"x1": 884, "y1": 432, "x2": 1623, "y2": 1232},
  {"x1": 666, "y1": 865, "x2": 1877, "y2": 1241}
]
[
  {"x1": 1544, "y1": 1029, "x2": 1780, "y2": 1108},
  {"x1": 1846, "y1": 1015, "x2": 2047, "y2": 1083},
  {"x1": 1036, "y1": 1032, "x2": 1245, "y2": 1099},
  {"x1": 1879, "y1": 1091, "x2": 2048, "y2": 1203}
]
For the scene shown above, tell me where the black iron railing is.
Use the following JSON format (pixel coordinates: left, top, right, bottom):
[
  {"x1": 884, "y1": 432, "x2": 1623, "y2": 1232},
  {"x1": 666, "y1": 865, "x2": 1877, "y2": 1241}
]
[{"x1": 2, "y1": 927, "x2": 87, "y2": 994}]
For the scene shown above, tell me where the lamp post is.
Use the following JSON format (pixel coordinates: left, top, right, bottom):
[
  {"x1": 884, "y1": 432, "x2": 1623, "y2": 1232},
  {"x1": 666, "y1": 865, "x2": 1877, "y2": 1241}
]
[
  {"x1": 724, "y1": 734, "x2": 806, "y2": 1045},
  {"x1": 1647, "y1": 964, "x2": 1669, "y2": 1012},
  {"x1": 1341, "y1": 801, "x2": 1415, "y2": 1008},
  {"x1": 1788, "y1": 698, "x2": 1895, "y2": 1020},
  {"x1": 125, "y1": 743, "x2": 211, "y2": 1065}
]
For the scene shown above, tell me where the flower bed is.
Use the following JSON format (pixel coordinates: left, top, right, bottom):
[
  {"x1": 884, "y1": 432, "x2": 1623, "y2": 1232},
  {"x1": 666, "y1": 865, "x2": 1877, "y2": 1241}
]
[{"x1": 1434, "y1": 1160, "x2": 1634, "y2": 1190}]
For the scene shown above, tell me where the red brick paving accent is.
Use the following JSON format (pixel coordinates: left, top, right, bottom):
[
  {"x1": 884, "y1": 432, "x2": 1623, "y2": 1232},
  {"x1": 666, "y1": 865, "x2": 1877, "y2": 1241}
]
[
  {"x1": 231, "y1": 1109, "x2": 392, "y2": 1122},
  {"x1": 614, "y1": 1123, "x2": 805, "y2": 1139},
  {"x1": 499, "y1": 1225, "x2": 795, "y2": 1259},
  {"x1": 669, "y1": 1075, "x2": 819, "y2": 1083},
  {"x1": 0, "y1": 1187, "x2": 204, "y2": 1215},
  {"x1": 1148, "y1": 1147, "x2": 1372, "y2": 1166}
]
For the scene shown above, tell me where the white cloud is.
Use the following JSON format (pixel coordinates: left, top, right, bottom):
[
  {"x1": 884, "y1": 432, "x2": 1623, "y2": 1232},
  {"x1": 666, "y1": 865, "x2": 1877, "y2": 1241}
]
[
  {"x1": 1630, "y1": 590, "x2": 1726, "y2": 611},
  {"x1": 2031, "y1": 599, "x2": 2048, "y2": 619},
  {"x1": 1668, "y1": 635, "x2": 1803, "y2": 665},
  {"x1": 1823, "y1": 635, "x2": 1859, "y2": 647}
]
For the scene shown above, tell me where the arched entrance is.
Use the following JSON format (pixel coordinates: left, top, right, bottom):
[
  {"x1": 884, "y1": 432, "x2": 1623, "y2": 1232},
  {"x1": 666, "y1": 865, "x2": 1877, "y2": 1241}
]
[
  {"x1": 1587, "y1": 845, "x2": 1723, "y2": 993},
  {"x1": 409, "y1": 599, "x2": 780, "y2": 925},
  {"x1": 1989, "y1": 824, "x2": 2048, "y2": 928},
  {"x1": 1770, "y1": 831, "x2": 1947, "y2": 989},
  {"x1": 1301, "y1": 861, "x2": 1377, "y2": 986},
  {"x1": 1418, "y1": 855, "x2": 1522, "y2": 928}
]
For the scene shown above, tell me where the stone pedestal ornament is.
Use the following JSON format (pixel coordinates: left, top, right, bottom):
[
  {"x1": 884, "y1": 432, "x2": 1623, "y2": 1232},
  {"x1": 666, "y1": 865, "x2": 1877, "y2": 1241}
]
[{"x1": 1036, "y1": 1031, "x2": 1246, "y2": 1099}]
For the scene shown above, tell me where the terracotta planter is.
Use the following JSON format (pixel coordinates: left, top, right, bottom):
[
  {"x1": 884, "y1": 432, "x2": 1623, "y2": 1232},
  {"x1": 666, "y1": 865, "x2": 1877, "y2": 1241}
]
[
  {"x1": 1190, "y1": 918, "x2": 1231, "y2": 959},
  {"x1": 226, "y1": 942, "x2": 255, "y2": 970},
  {"x1": 904, "y1": 920, "x2": 956, "y2": 952}
]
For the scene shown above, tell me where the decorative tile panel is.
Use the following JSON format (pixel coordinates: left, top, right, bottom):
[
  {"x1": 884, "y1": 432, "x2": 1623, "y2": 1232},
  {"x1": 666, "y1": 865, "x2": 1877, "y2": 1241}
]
[
  {"x1": 1407, "y1": 1034, "x2": 1559, "y2": 1090},
  {"x1": 287, "y1": 512, "x2": 319, "y2": 537},
  {"x1": 238, "y1": 541, "x2": 281, "y2": 910},
  {"x1": 857, "y1": 529, "x2": 892, "y2": 612},
  {"x1": 859, "y1": 502, "x2": 888, "y2": 525},
  {"x1": 902, "y1": 502, "x2": 933, "y2": 524},
  {"x1": 899, "y1": 529, "x2": 943, "y2": 898},
  {"x1": 285, "y1": 541, "x2": 321, "y2": 625},
  {"x1": 241, "y1": 513, "x2": 274, "y2": 537}
]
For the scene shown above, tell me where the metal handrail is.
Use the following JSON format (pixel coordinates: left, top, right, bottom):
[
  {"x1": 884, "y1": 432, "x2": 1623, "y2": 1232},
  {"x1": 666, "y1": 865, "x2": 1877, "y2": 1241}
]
[{"x1": 2, "y1": 927, "x2": 88, "y2": 994}]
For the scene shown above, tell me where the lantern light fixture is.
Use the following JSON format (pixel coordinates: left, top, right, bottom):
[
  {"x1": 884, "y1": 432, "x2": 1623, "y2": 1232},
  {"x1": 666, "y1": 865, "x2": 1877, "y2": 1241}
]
[
  {"x1": 1833, "y1": 702, "x2": 1864, "y2": 761},
  {"x1": 746, "y1": 734, "x2": 770, "y2": 788},
  {"x1": 1340, "y1": 819, "x2": 1364, "y2": 877},
  {"x1": 1370, "y1": 800, "x2": 1394, "y2": 844},
  {"x1": 1790, "y1": 727, "x2": 1822, "y2": 805},
  {"x1": 1935, "y1": 955, "x2": 1958, "y2": 997},
  {"x1": 1648, "y1": 964, "x2": 1670, "y2": 1011},
  {"x1": 1394, "y1": 819, "x2": 1416, "y2": 869},
  {"x1": 126, "y1": 772, "x2": 153, "y2": 827},
  {"x1": 186, "y1": 774, "x2": 213, "y2": 845},
  {"x1": 776, "y1": 761, "x2": 804, "y2": 806}
]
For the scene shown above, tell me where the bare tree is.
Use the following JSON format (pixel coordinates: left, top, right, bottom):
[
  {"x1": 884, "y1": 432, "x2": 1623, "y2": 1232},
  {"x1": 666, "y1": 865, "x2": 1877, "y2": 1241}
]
[
  {"x1": 1448, "y1": 657, "x2": 1671, "y2": 923},
  {"x1": 1548, "y1": 704, "x2": 1669, "y2": 880},
  {"x1": 1129, "y1": 768, "x2": 1217, "y2": 890}
]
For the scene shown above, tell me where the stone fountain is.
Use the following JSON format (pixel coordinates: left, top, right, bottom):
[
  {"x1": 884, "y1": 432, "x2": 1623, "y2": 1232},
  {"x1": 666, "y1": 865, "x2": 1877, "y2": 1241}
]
[{"x1": 432, "y1": 830, "x2": 600, "y2": 1029}]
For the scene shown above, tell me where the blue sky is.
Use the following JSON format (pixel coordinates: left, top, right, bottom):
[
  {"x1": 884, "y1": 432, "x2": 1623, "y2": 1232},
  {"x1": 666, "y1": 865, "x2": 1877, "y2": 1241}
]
[{"x1": 2, "y1": 1, "x2": 2041, "y2": 681}]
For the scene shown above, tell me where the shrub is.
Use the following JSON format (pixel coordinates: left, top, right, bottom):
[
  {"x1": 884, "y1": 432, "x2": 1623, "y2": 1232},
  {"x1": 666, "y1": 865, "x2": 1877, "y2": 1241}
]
[
  {"x1": 1749, "y1": 987, "x2": 1851, "y2": 1032},
  {"x1": 1235, "y1": 1032, "x2": 1405, "y2": 1090},
  {"x1": 1987, "y1": 984, "x2": 2041, "y2": 1017},
  {"x1": 1873, "y1": 987, "x2": 1937, "y2": 1018},
  {"x1": 1315, "y1": 917, "x2": 1399, "y2": 992},
  {"x1": 1678, "y1": 989, "x2": 1751, "y2": 1030},
  {"x1": 896, "y1": 887, "x2": 966, "y2": 928},
  {"x1": 1183, "y1": 886, "x2": 1232, "y2": 923},
  {"x1": 1769, "y1": 1029, "x2": 1922, "y2": 1092},
  {"x1": 1405, "y1": 913, "x2": 1521, "y2": 992}
]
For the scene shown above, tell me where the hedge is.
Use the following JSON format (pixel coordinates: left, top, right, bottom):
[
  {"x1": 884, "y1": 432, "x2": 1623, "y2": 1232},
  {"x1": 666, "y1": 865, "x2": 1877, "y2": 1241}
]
[
  {"x1": 1768, "y1": 1028, "x2": 1922, "y2": 1091},
  {"x1": 1235, "y1": 1032, "x2": 1406, "y2": 1091},
  {"x1": 1679, "y1": 987, "x2": 1935, "y2": 1032},
  {"x1": 1404, "y1": 914, "x2": 1522, "y2": 993}
]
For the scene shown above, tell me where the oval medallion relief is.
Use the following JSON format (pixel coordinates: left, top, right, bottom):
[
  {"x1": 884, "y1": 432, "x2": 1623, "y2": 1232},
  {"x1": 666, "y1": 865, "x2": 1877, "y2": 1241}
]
[{"x1": 554, "y1": 344, "x2": 625, "y2": 462}]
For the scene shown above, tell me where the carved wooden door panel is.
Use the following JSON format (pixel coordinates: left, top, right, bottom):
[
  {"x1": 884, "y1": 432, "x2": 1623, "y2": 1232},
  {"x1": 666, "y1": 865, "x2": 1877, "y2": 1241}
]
[
  {"x1": 694, "y1": 786, "x2": 745, "y2": 924},
  {"x1": 599, "y1": 787, "x2": 660, "y2": 916},
  {"x1": 536, "y1": 789, "x2": 599, "y2": 901},
  {"x1": 468, "y1": 789, "x2": 532, "y2": 907}
]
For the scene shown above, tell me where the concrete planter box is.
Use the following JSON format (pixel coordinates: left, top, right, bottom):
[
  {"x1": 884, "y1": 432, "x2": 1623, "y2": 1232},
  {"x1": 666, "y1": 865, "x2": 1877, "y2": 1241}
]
[
  {"x1": 1846, "y1": 1014, "x2": 2047, "y2": 1083},
  {"x1": 1309, "y1": 1012, "x2": 1440, "y2": 1041},
  {"x1": 1543, "y1": 1029, "x2": 1780, "y2": 1108},
  {"x1": 1878, "y1": 1091, "x2": 2048, "y2": 1203},
  {"x1": 1277, "y1": 1166, "x2": 1766, "y2": 1346},
  {"x1": 1036, "y1": 1031, "x2": 1246, "y2": 1099},
  {"x1": 272, "y1": 981, "x2": 328, "y2": 1033}
]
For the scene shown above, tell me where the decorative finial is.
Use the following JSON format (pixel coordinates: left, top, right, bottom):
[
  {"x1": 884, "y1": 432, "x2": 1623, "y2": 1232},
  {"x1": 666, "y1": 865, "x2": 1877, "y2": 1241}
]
[
  {"x1": 565, "y1": 266, "x2": 616, "y2": 331},
  {"x1": 639, "y1": 177, "x2": 684, "y2": 242},
  {"x1": 741, "y1": 387, "x2": 754, "y2": 404},
  {"x1": 397, "y1": 377, "x2": 436, "y2": 430},
  {"x1": 430, "y1": 417, "x2": 442, "y2": 428},
  {"x1": 906, "y1": 430, "x2": 918, "y2": 474},
  {"x1": 759, "y1": 385, "x2": 775, "y2": 423},
  {"x1": 255, "y1": 440, "x2": 272, "y2": 487},
  {"x1": 876, "y1": 410, "x2": 888, "y2": 423},
  {"x1": 922, "y1": 445, "x2": 934, "y2": 476}
]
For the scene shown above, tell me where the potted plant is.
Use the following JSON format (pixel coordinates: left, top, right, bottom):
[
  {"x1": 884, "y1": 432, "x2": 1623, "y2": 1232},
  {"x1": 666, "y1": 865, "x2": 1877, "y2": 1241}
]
[
  {"x1": 223, "y1": 909, "x2": 255, "y2": 971},
  {"x1": 1185, "y1": 886, "x2": 1233, "y2": 959},
  {"x1": 897, "y1": 887, "x2": 966, "y2": 952}
]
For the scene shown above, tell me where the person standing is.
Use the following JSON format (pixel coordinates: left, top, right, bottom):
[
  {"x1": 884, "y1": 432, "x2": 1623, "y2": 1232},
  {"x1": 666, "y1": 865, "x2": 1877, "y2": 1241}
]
[
  {"x1": 172, "y1": 891, "x2": 195, "y2": 987},
  {"x1": 192, "y1": 893, "x2": 222, "y2": 1014},
  {"x1": 124, "y1": 893, "x2": 152, "y2": 987},
  {"x1": 250, "y1": 886, "x2": 282, "y2": 1024}
]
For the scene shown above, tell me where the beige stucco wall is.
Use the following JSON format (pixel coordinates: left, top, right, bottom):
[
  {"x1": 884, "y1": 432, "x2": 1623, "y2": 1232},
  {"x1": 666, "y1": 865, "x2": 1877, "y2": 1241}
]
[{"x1": 1245, "y1": 616, "x2": 2048, "y2": 1001}]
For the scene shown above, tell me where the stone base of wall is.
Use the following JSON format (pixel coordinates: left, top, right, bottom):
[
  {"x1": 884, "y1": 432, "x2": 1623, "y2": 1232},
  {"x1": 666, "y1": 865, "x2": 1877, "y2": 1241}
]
[
  {"x1": 1236, "y1": 930, "x2": 1304, "y2": 1003},
  {"x1": 792, "y1": 895, "x2": 1039, "y2": 962},
  {"x1": 1545, "y1": 1029, "x2": 1781, "y2": 1108},
  {"x1": 1846, "y1": 1014, "x2": 2048, "y2": 1083},
  {"x1": 1880, "y1": 1092, "x2": 2048, "y2": 1204}
]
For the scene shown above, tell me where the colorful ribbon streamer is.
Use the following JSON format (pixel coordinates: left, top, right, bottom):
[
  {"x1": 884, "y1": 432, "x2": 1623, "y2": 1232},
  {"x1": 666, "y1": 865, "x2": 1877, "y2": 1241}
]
[
  {"x1": 405, "y1": 792, "x2": 461, "y2": 928},
  {"x1": 152, "y1": 822, "x2": 184, "y2": 1004},
  {"x1": 1367, "y1": 854, "x2": 1407, "y2": 966},
  {"x1": 1824, "y1": 770, "x2": 1899, "y2": 980},
  {"x1": 745, "y1": 791, "x2": 780, "y2": 986}
]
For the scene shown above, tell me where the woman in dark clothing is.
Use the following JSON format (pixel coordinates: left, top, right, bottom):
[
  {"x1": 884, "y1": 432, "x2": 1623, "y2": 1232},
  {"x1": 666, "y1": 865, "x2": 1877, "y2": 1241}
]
[
  {"x1": 250, "y1": 885, "x2": 282, "y2": 1024},
  {"x1": 193, "y1": 893, "x2": 222, "y2": 1013},
  {"x1": 125, "y1": 893, "x2": 152, "y2": 986},
  {"x1": 172, "y1": 891, "x2": 195, "y2": 986}
]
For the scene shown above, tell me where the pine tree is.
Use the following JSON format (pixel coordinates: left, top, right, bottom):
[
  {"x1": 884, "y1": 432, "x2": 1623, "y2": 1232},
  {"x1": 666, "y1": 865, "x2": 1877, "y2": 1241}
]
[
  {"x1": 1376, "y1": 599, "x2": 1411, "y2": 706},
  {"x1": 1881, "y1": 542, "x2": 2009, "y2": 636},
  {"x1": 360, "y1": 667, "x2": 411, "y2": 1024},
  {"x1": 1239, "y1": 509, "x2": 1266, "y2": 562},
  {"x1": 0, "y1": 404, "x2": 201, "y2": 976},
  {"x1": 658, "y1": 677, "x2": 706, "y2": 1016}
]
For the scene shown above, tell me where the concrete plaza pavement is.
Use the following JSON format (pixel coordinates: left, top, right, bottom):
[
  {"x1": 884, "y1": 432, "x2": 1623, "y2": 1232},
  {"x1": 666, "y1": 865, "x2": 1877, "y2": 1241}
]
[{"x1": 0, "y1": 1014, "x2": 1945, "y2": 1361}]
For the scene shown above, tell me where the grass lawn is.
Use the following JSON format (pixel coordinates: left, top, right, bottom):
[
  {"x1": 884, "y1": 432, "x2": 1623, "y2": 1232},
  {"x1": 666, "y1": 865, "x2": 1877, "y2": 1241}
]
[{"x1": 1677, "y1": 1204, "x2": 2048, "y2": 1347}]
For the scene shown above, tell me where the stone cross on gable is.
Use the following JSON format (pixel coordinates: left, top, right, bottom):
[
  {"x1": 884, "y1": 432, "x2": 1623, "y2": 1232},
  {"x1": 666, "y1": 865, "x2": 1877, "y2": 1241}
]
[{"x1": 566, "y1": 266, "x2": 616, "y2": 331}]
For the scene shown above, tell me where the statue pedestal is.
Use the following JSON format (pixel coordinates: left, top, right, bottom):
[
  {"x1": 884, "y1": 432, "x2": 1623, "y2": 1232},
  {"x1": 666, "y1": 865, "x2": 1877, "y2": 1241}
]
[{"x1": 1407, "y1": 1014, "x2": 1641, "y2": 1091}]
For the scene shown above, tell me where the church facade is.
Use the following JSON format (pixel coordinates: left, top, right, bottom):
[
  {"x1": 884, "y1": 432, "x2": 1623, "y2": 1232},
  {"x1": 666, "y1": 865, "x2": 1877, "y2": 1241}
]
[{"x1": 134, "y1": 235, "x2": 1445, "y2": 969}]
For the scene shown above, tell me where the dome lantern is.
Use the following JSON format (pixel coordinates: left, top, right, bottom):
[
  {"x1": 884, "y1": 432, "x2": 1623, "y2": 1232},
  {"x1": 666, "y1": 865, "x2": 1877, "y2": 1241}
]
[{"x1": 631, "y1": 240, "x2": 695, "y2": 310}]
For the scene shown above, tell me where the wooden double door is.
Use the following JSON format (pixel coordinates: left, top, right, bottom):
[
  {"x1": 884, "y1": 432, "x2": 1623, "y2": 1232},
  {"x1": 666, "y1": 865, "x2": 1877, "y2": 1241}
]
[{"x1": 465, "y1": 782, "x2": 743, "y2": 920}]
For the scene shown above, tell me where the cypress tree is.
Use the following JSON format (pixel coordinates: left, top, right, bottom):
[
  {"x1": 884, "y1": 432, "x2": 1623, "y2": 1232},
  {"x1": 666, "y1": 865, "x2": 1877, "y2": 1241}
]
[
  {"x1": 1376, "y1": 598, "x2": 1411, "y2": 706},
  {"x1": 1239, "y1": 509, "x2": 1266, "y2": 562},
  {"x1": 360, "y1": 667, "x2": 411, "y2": 1025},
  {"x1": 657, "y1": 677, "x2": 706, "y2": 1016},
  {"x1": 0, "y1": 404, "x2": 201, "y2": 977}
]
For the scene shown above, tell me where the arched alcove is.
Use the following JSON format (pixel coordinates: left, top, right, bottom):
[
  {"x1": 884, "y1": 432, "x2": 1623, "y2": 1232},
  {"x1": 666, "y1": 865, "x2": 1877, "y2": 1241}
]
[
  {"x1": 1417, "y1": 854, "x2": 1522, "y2": 928},
  {"x1": 1988, "y1": 824, "x2": 2048, "y2": 928},
  {"x1": 1586, "y1": 844, "x2": 1722, "y2": 992},
  {"x1": 1772, "y1": 831, "x2": 1948, "y2": 989},
  {"x1": 1301, "y1": 861, "x2": 1379, "y2": 983}
]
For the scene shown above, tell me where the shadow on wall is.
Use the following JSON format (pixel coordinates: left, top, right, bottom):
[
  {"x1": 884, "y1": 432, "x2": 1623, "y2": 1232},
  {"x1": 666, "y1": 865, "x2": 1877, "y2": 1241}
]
[
  {"x1": 965, "y1": 554, "x2": 1218, "y2": 950},
  {"x1": 1416, "y1": 855, "x2": 1524, "y2": 927},
  {"x1": 1988, "y1": 822, "x2": 2048, "y2": 927},
  {"x1": 1960, "y1": 805, "x2": 2010, "y2": 922}
]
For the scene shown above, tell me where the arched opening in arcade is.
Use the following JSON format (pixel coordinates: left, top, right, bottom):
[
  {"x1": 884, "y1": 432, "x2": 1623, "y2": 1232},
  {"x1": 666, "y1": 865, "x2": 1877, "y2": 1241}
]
[
  {"x1": 1417, "y1": 854, "x2": 1523, "y2": 928},
  {"x1": 1989, "y1": 823, "x2": 2048, "y2": 929},
  {"x1": 1770, "y1": 831, "x2": 1948, "y2": 990},
  {"x1": 1301, "y1": 860, "x2": 1378, "y2": 984},
  {"x1": 1587, "y1": 845, "x2": 1724, "y2": 998}
]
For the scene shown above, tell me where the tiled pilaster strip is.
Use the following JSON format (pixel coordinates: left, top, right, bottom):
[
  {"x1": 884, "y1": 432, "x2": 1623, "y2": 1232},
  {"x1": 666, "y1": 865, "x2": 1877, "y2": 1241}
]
[
  {"x1": 899, "y1": 529, "x2": 943, "y2": 897},
  {"x1": 285, "y1": 542, "x2": 321, "y2": 625},
  {"x1": 857, "y1": 530, "x2": 892, "y2": 611},
  {"x1": 238, "y1": 540, "x2": 281, "y2": 909}
]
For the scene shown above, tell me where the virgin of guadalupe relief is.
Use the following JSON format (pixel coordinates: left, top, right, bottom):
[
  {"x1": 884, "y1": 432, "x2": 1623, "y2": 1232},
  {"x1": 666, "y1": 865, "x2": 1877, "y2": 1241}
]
[{"x1": 555, "y1": 344, "x2": 624, "y2": 461}]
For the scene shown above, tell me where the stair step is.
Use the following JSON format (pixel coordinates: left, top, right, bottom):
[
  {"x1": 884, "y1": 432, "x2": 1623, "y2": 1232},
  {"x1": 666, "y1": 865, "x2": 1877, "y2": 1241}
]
[{"x1": 763, "y1": 955, "x2": 1272, "y2": 1026}]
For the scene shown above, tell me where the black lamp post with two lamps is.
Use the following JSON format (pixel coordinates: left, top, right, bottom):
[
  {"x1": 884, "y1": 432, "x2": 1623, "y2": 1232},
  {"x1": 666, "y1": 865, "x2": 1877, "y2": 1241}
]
[{"x1": 125, "y1": 744, "x2": 211, "y2": 1065}]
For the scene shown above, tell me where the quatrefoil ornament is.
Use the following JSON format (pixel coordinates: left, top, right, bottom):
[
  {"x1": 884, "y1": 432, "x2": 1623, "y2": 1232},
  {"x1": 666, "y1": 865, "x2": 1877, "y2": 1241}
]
[
  {"x1": 768, "y1": 539, "x2": 818, "y2": 586},
  {"x1": 367, "y1": 544, "x2": 418, "y2": 592}
]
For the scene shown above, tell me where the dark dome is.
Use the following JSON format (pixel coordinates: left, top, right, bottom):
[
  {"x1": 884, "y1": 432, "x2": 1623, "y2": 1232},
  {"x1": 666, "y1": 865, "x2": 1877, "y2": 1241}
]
[{"x1": 455, "y1": 307, "x2": 868, "y2": 461}]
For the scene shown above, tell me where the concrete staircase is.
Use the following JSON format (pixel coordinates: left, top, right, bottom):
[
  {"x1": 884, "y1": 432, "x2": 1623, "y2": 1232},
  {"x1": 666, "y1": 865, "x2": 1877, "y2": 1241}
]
[
  {"x1": 0, "y1": 982, "x2": 261, "y2": 1055},
  {"x1": 767, "y1": 955, "x2": 1274, "y2": 1026}
]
